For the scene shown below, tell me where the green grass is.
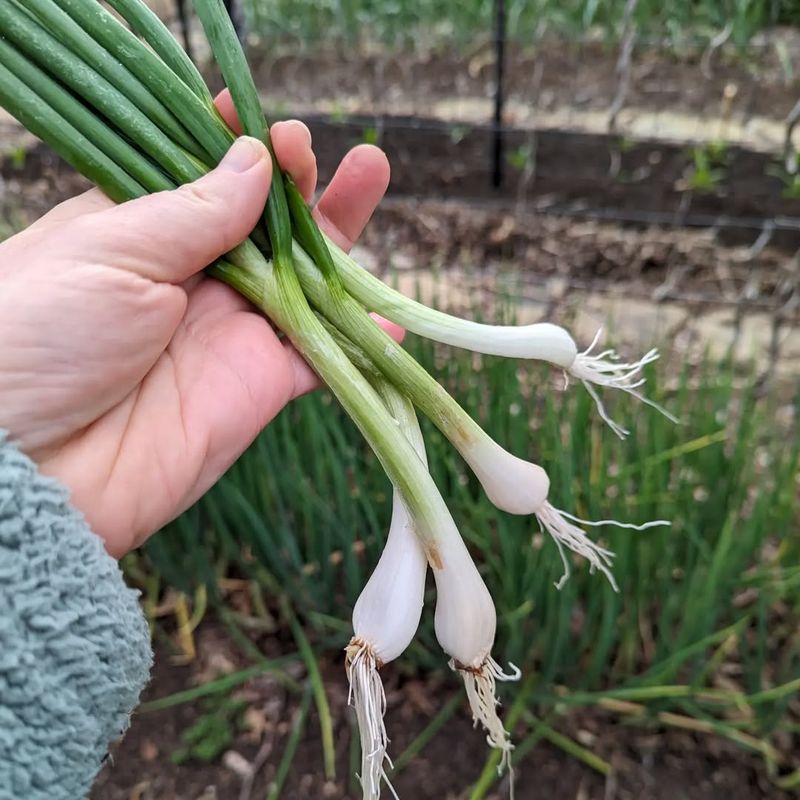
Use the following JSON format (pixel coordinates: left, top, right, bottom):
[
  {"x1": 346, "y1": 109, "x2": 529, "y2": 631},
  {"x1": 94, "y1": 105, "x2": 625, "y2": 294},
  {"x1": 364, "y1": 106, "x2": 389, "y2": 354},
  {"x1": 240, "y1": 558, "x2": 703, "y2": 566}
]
[
  {"x1": 134, "y1": 296, "x2": 799, "y2": 772},
  {"x1": 241, "y1": 0, "x2": 793, "y2": 50}
]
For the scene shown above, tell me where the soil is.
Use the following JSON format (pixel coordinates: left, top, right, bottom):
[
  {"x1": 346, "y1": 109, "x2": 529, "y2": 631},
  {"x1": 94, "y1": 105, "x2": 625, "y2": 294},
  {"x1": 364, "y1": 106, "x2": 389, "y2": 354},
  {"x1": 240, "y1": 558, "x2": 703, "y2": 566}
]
[
  {"x1": 297, "y1": 113, "x2": 800, "y2": 248},
  {"x1": 248, "y1": 36, "x2": 800, "y2": 125},
  {"x1": 354, "y1": 198, "x2": 799, "y2": 312},
  {"x1": 2, "y1": 143, "x2": 797, "y2": 317},
  {"x1": 242, "y1": 36, "x2": 800, "y2": 253},
  {"x1": 89, "y1": 623, "x2": 795, "y2": 800}
]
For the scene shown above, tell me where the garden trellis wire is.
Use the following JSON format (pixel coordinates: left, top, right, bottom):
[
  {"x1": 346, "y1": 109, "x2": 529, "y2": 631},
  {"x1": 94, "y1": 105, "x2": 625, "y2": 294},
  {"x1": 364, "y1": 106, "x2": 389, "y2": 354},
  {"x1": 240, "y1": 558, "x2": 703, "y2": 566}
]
[
  {"x1": 163, "y1": 0, "x2": 800, "y2": 231},
  {"x1": 153, "y1": 0, "x2": 798, "y2": 360},
  {"x1": 171, "y1": 0, "x2": 512, "y2": 190}
]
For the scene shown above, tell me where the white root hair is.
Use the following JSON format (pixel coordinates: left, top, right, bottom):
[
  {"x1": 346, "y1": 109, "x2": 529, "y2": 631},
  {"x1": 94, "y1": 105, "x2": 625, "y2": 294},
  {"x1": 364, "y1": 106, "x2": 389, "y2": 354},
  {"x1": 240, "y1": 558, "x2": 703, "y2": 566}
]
[
  {"x1": 536, "y1": 501, "x2": 671, "y2": 591},
  {"x1": 452, "y1": 655, "x2": 520, "y2": 793},
  {"x1": 568, "y1": 328, "x2": 679, "y2": 439},
  {"x1": 346, "y1": 640, "x2": 399, "y2": 800}
]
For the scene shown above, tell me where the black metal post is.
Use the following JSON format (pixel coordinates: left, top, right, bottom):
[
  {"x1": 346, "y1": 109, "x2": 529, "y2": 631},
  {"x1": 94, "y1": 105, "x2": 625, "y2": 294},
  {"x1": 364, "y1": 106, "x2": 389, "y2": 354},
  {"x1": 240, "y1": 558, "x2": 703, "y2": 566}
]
[
  {"x1": 175, "y1": 0, "x2": 193, "y2": 61},
  {"x1": 175, "y1": 0, "x2": 243, "y2": 60},
  {"x1": 491, "y1": 0, "x2": 506, "y2": 188},
  {"x1": 224, "y1": 0, "x2": 245, "y2": 42}
]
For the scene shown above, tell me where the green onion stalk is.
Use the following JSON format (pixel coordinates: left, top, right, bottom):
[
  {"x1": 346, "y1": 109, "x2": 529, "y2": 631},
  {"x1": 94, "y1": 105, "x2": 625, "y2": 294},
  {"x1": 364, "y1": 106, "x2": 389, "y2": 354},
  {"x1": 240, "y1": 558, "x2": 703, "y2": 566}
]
[{"x1": 0, "y1": 1, "x2": 674, "y2": 796}]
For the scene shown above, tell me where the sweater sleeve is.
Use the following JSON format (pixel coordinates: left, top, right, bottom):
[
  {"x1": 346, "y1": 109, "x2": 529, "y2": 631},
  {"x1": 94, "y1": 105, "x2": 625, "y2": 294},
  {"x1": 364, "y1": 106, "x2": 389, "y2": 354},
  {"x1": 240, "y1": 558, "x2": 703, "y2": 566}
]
[{"x1": 0, "y1": 432, "x2": 153, "y2": 800}]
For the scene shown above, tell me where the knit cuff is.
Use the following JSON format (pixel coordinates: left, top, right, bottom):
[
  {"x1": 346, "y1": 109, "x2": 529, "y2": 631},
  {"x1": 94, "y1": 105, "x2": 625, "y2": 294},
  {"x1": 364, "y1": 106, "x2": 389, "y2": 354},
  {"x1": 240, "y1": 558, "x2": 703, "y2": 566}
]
[{"x1": 0, "y1": 431, "x2": 153, "y2": 800}]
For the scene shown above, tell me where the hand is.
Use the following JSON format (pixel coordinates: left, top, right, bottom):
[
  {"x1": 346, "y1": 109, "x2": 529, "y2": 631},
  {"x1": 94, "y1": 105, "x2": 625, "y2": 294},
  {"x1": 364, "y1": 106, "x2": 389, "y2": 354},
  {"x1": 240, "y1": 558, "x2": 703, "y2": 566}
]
[{"x1": 0, "y1": 92, "x2": 396, "y2": 557}]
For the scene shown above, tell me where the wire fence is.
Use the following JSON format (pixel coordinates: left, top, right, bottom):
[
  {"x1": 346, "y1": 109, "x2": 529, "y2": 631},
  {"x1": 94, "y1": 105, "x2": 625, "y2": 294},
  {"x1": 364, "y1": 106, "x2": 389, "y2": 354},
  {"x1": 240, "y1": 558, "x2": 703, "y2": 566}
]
[
  {"x1": 164, "y1": 1, "x2": 800, "y2": 204},
  {"x1": 85, "y1": 3, "x2": 800, "y2": 369},
  {"x1": 160, "y1": 17, "x2": 800, "y2": 217}
]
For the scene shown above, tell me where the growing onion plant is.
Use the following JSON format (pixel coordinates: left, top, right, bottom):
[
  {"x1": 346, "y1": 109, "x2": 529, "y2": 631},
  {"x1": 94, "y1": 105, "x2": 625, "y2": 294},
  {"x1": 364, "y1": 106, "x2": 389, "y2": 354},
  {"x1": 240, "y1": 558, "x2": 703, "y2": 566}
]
[{"x1": 0, "y1": 1, "x2": 673, "y2": 795}]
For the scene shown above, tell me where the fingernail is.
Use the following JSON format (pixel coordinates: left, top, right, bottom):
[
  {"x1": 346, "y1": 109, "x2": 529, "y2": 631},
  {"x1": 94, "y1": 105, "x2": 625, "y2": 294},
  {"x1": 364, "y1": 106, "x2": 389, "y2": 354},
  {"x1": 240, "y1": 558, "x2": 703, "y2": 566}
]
[
  {"x1": 219, "y1": 136, "x2": 267, "y2": 173},
  {"x1": 286, "y1": 120, "x2": 312, "y2": 147}
]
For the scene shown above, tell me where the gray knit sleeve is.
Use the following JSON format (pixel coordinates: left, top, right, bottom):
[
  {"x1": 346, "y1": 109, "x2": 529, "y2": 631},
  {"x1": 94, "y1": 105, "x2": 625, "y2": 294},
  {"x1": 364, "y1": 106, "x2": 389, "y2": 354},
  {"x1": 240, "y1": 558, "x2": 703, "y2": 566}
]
[{"x1": 0, "y1": 432, "x2": 153, "y2": 800}]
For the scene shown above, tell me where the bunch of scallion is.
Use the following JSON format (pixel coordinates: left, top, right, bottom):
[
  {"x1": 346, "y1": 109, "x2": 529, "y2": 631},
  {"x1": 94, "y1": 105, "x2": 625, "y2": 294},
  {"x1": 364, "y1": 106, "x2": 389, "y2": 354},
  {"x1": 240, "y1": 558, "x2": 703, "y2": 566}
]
[{"x1": 0, "y1": 1, "x2": 675, "y2": 795}]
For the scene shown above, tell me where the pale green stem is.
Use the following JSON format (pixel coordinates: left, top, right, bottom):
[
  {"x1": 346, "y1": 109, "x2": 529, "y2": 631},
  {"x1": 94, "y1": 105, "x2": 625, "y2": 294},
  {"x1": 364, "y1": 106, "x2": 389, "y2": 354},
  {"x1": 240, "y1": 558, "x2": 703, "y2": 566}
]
[
  {"x1": 220, "y1": 241, "x2": 472, "y2": 572},
  {"x1": 292, "y1": 244, "x2": 484, "y2": 451},
  {"x1": 326, "y1": 235, "x2": 676, "y2": 440},
  {"x1": 373, "y1": 377, "x2": 429, "y2": 468},
  {"x1": 325, "y1": 234, "x2": 577, "y2": 365},
  {"x1": 290, "y1": 243, "x2": 535, "y2": 500}
]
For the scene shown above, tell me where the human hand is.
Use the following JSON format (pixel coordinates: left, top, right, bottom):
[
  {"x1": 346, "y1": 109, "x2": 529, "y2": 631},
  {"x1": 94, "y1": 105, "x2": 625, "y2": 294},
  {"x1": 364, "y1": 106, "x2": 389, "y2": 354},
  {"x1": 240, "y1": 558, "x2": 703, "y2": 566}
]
[{"x1": 0, "y1": 92, "x2": 395, "y2": 557}]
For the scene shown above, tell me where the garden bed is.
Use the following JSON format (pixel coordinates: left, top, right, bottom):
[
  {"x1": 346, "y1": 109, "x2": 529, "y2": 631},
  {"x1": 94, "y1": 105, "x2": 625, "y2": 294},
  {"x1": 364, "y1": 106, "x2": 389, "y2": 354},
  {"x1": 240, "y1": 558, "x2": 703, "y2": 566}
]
[
  {"x1": 90, "y1": 621, "x2": 796, "y2": 800},
  {"x1": 300, "y1": 113, "x2": 800, "y2": 251},
  {"x1": 2, "y1": 138, "x2": 798, "y2": 385}
]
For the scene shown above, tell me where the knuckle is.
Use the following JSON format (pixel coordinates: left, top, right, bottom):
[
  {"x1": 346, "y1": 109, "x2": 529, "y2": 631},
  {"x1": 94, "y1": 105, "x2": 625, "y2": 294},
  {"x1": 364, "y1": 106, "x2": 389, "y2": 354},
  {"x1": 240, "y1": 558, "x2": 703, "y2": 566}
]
[
  {"x1": 178, "y1": 180, "x2": 219, "y2": 213},
  {"x1": 176, "y1": 180, "x2": 232, "y2": 254}
]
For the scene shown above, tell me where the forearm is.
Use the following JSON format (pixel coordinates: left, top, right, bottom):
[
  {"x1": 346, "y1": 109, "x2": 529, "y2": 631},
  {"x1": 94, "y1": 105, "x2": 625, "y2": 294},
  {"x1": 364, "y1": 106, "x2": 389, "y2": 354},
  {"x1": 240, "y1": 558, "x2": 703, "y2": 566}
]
[{"x1": 0, "y1": 431, "x2": 152, "y2": 800}]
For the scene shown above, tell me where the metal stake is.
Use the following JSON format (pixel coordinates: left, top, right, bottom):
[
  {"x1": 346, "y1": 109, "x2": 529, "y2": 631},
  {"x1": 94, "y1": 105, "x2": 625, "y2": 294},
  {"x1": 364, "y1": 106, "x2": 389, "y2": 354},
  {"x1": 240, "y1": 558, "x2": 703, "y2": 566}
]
[
  {"x1": 492, "y1": 0, "x2": 507, "y2": 188},
  {"x1": 176, "y1": 0, "x2": 193, "y2": 60}
]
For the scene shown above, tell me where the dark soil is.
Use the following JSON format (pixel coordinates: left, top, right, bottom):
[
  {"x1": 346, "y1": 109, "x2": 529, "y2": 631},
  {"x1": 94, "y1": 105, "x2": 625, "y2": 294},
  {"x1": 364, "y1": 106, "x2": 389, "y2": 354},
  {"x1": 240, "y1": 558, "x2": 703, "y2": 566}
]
[
  {"x1": 2, "y1": 143, "x2": 797, "y2": 318},
  {"x1": 354, "y1": 198, "x2": 799, "y2": 315},
  {"x1": 89, "y1": 623, "x2": 794, "y2": 800},
  {"x1": 249, "y1": 36, "x2": 800, "y2": 124},
  {"x1": 296, "y1": 112, "x2": 800, "y2": 247}
]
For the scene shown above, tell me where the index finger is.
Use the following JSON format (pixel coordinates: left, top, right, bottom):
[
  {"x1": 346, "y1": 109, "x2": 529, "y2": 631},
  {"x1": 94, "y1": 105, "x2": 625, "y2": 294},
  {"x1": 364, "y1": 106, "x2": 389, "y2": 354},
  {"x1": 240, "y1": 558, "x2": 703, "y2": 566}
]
[
  {"x1": 214, "y1": 89, "x2": 317, "y2": 200},
  {"x1": 313, "y1": 145, "x2": 390, "y2": 252},
  {"x1": 214, "y1": 88, "x2": 243, "y2": 134}
]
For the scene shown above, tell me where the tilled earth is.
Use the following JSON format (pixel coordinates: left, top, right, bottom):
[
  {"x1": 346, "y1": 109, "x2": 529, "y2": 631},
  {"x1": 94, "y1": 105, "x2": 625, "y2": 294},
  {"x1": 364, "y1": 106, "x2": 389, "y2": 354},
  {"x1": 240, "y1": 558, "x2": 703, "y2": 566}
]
[
  {"x1": 90, "y1": 624, "x2": 796, "y2": 800},
  {"x1": 2, "y1": 144, "x2": 797, "y2": 382},
  {"x1": 1, "y1": 144, "x2": 797, "y2": 313}
]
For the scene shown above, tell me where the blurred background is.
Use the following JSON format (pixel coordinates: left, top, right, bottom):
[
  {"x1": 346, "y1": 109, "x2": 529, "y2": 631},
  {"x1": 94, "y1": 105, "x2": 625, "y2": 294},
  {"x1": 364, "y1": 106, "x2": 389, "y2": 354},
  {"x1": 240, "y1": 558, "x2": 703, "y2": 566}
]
[{"x1": 2, "y1": 1, "x2": 799, "y2": 798}]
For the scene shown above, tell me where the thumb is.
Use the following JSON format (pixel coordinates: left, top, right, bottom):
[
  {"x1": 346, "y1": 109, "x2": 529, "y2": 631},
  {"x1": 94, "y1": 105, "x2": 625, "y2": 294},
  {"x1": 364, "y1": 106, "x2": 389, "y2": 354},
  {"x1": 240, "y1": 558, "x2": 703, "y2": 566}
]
[{"x1": 82, "y1": 136, "x2": 272, "y2": 283}]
